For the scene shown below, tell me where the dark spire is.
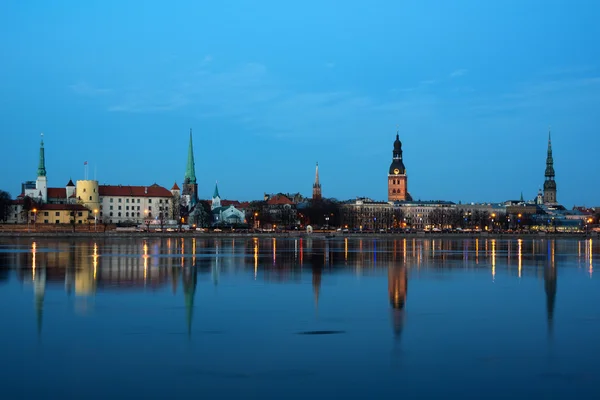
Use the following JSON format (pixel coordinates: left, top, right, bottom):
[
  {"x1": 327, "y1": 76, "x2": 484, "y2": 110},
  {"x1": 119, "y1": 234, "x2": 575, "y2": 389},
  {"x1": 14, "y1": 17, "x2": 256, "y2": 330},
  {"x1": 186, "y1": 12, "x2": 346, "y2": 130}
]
[
  {"x1": 213, "y1": 181, "x2": 220, "y2": 198},
  {"x1": 37, "y1": 133, "x2": 47, "y2": 177},
  {"x1": 389, "y1": 129, "x2": 406, "y2": 175},
  {"x1": 545, "y1": 129, "x2": 555, "y2": 178},
  {"x1": 185, "y1": 129, "x2": 197, "y2": 184}
]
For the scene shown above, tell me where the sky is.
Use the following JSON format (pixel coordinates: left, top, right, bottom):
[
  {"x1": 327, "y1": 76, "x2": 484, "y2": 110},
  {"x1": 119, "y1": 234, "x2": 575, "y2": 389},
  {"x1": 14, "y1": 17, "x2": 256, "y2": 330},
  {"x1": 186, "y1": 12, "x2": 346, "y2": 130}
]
[{"x1": 1, "y1": 0, "x2": 599, "y2": 206}]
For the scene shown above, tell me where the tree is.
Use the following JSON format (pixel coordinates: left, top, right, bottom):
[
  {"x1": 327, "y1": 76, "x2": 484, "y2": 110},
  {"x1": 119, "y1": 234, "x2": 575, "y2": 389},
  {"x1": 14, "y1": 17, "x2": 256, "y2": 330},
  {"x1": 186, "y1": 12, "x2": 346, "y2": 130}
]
[
  {"x1": 22, "y1": 195, "x2": 34, "y2": 223},
  {"x1": 0, "y1": 190, "x2": 11, "y2": 222}
]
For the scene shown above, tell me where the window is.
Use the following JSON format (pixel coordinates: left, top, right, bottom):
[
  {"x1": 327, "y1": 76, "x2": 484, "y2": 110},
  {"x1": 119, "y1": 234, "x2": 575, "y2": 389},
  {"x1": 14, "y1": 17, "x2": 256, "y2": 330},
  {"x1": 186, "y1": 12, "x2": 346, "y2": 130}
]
[
  {"x1": 126, "y1": 206, "x2": 129, "y2": 210},
  {"x1": 89, "y1": 196, "x2": 92, "y2": 201},
  {"x1": 110, "y1": 212, "x2": 113, "y2": 216},
  {"x1": 132, "y1": 198, "x2": 135, "y2": 203},
  {"x1": 126, "y1": 199, "x2": 129, "y2": 203},
  {"x1": 149, "y1": 199, "x2": 152, "y2": 203},
  {"x1": 56, "y1": 220, "x2": 59, "y2": 224},
  {"x1": 137, "y1": 212, "x2": 140, "y2": 217},
  {"x1": 137, "y1": 206, "x2": 140, "y2": 210},
  {"x1": 78, "y1": 220, "x2": 82, "y2": 224},
  {"x1": 44, "y1": 220, "x2": 48, "y2": 223},
  {"x1": 118, "y1": 212, "x2": 121, "y2": 217},
  {"x1": 78, "y1": 212, "x2": 82, "y2": 217},
  {"x1": 118, "y1": 206, "x2": 122, "y2": 210},
  {"x1": 118, "y1": 198, "x2": 122, "y2": 203},
  {"x1": 100, "y1": 212, "x2": 103, "y2": 217},
  {"x1": 83, "y1": 188, "x2": 86, "y2": 193},
  {"x1": 159, "y1": 199, "x2": 163, "y2": 204},
  {"x1": 44, "y1": 212, "x2": 49, "y2": 216},
  {"x1": 110, "y1": 198, "x2": 114, "y2": 203},
  {"x1": 137, "y1": 199, "x2": 140, "y2": 203},
  {"x1": 110, "y1": 205, "x2": 113, "y2": 210},
  {"x1": 149, "y1": 206, "x2": 152, "y2": 211},
  {"x1": 126, "y1": 212, "x2": 129, "y2": 217}
]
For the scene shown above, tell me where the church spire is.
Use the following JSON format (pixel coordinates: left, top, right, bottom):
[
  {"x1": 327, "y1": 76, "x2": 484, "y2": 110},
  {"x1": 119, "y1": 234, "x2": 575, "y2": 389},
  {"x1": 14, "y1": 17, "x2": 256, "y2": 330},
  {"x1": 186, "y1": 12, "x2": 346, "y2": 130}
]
[
  {"x1": 213, "y1": 181, "x2": 220, "y2": 199},
  {"x1": 185, "y1": 129, "x2": 197, "y2": 184},
  {"x1": 312, "y1": 162, "x2": 322, "y2": 200},
  {"x1": 37, "y1": 133, "x2": 46, "y2": 177},
  {"x1": 543, "y1": 127, "x2": 557, "y2": 204}
]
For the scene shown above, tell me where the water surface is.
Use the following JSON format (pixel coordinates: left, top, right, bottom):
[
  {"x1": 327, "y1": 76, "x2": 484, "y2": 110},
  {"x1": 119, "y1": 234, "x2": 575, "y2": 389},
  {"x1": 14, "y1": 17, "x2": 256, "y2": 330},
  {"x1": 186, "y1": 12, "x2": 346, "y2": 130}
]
[{"x1": 0, "y1": 237, "x2": 599, "y2": 399}]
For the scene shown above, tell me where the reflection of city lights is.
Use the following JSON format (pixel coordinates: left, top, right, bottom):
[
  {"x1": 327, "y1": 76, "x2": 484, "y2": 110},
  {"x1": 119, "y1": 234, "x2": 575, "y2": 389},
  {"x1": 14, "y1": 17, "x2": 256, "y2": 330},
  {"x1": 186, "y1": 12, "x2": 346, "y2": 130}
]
[
  {"x1": 32, "y1": 242, "x2": 37, "y2": 280},
  {"x1": 93, "y1": 242, "x2": 98, "y2": 280},
  {"x1": 272, "y1": 238, "x2": 276, "y2": 265},
  {"x1": 344, "y1": 238, "x2": 348, "y2": 262},
  {"x1": 589, "y1": 239, "x2": 593, "y2": 278},
  {"x1": 491, "y1": 239, "x2": 496, "y2": 281},
  {"x1": 192, "y1": 238, "x2": 196, "y2": 267},
  {"x1": 143, "y1": 241, "x2": 149, "y2": 280},
  {"x1": 403, "y1": 238, "x2": 407, "y2": 263},
  {"x1": 300, "y1": 238, "x2": 303, "y2": 265},
  {"x1": 254, "y1": 238, "x2": 258, "y2": 279},
  {"x1": 518, "y1": 239, "x2": 522, "y2": 278}
]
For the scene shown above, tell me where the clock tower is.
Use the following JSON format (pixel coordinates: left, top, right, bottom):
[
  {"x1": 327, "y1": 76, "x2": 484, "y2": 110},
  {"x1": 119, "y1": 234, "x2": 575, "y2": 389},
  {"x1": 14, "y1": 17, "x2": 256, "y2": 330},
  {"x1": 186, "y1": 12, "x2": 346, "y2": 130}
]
[{"x1": 388, "y1": 132, "x2": 408, "y2": 202}]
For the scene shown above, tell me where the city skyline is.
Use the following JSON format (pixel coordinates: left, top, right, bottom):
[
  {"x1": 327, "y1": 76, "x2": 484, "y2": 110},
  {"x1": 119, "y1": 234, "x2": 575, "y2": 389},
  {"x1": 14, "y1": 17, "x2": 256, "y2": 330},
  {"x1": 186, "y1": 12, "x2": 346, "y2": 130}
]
[{"x1": 1, "y1": 1, "x2": 599, "y2": 206}]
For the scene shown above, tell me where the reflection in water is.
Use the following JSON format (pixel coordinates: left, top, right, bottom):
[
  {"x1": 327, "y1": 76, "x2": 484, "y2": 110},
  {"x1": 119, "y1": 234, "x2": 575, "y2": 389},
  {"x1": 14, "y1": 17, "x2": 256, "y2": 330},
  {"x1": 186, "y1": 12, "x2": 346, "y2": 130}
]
[
  {"x1": 388, "y1": 265, "x2": 407, "y2": 340},
  {"x1": 544, "y1": 240, "x2": 557, "y2": 337},
  {"x1": 3, "y1": 237, "x2": 599, "y2": 339}
]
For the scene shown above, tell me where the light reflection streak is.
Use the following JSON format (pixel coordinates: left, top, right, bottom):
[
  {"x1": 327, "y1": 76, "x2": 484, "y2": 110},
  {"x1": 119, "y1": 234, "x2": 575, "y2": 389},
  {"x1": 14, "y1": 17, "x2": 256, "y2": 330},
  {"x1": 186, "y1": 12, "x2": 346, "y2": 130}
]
[
  {"x1": 589, "y1": 238, "x2": 593, "y2": 278},
  {"x1": 254, "y1": 238, "x2": 258, "y2": 279},
  {"x1": 272, "y1": 238, "x2": 276, "y2": 265},
  {"x1": 491, "y1": 239, "x2": 496, "y2": 281},
  {"x1": 143, "y1": 241, "x2": 148, "y2": 281},
  {"x1": 518, "y1": 239, "x2": 522, "y2": 278},
  {"x1": 32, "y1": 242, "x2": 37, "y2": 280},
  {"x1": 344, "y1": 238, "x2": 348, "y2": 262},
  {"x1": 475, "y1": 239, "x2": 479, "y2": 264},
  {"x1": 93, "y1": 242, "x2": 98, "y2": 280},
  {"x1": 192, "y1": 238, "x2": 196, "y2": 267},
  {"x1": 403, "y1": 238, "x2": 407, "y2": 263}
]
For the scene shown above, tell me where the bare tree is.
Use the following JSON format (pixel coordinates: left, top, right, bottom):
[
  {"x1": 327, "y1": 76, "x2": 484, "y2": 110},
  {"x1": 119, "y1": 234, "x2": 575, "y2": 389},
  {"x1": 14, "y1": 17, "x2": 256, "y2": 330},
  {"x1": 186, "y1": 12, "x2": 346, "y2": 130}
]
[{"x1": 0, "y1": 190, "x2": 11, "y2": 222}]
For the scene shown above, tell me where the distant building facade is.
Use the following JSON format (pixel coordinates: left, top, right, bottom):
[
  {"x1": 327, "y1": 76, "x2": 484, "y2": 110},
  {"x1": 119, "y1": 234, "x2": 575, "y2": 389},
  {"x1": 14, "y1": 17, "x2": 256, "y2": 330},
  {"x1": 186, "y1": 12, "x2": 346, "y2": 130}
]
[{"x1": 388, "y1": 131, "x2": 411, "y2": 202}]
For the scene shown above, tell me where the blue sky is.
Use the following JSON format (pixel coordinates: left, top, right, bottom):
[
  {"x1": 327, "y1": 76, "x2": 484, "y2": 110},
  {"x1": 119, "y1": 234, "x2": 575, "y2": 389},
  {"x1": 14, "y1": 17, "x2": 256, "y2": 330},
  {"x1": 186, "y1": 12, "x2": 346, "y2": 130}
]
[{"x1": 1, "y1": 0, "x2": 599, "y2": 206}]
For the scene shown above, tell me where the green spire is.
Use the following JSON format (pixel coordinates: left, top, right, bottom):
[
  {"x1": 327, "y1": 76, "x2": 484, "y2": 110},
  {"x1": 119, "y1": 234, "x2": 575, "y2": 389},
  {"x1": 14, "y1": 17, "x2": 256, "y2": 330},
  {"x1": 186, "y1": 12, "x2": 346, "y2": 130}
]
[
  {"x1": 37, "y1": 133, "x2": 46, "y2": 177},
  {"x1": 520, "y1": 192, "x2": 524, "y2": 202},
  {"x1": 185, "y1": 129, "x2": 196, "y2": 184},
  {"x1": 213, "y1": 181, "x2": 220, "y2": 198}
]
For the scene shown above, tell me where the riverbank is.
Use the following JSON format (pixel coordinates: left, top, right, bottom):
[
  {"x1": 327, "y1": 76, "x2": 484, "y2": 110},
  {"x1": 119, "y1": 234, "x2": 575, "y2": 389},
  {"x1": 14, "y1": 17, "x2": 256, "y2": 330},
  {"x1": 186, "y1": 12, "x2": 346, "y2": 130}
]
[{"x1": 0, "y1": 230, "x2": 597, "y2": 240}]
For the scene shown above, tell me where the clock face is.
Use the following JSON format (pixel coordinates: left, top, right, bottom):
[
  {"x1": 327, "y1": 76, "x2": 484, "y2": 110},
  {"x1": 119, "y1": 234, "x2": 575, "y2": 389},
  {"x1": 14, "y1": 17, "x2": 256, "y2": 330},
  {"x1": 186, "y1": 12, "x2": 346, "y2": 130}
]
[{"x1": 393, "y1": 168, "x2": 400, "y2": 175}]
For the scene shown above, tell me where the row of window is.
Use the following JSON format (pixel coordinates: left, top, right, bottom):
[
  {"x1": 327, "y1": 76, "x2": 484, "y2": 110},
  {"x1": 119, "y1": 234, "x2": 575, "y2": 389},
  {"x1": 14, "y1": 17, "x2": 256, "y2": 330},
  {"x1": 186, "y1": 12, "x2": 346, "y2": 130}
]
[{"x1": 107, "y1": 198, "x2": 168, "y2": 204}]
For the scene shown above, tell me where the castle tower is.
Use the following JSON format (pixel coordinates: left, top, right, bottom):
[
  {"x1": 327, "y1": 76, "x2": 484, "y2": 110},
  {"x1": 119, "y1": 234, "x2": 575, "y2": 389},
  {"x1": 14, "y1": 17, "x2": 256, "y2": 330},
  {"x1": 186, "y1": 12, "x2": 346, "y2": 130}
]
[
  {"x1": 66, "y1": 179, "x2": 76, "y2": 202},
  {"x1": 388, "y1": 131, "x2": 408, "y2": 202},
  {"x1": 312, "y1": 162, "x2": 322, "y2": 200},
  {"x1": 76, "y1": 180, "x2": 100, "y2": 212},
  {"x1": 211, "y1": 181, "x2": 221, "y2": 210},
  {"x1": 543, "y1": 129, "x2": 557, "y2": 204},
  {"x1": 36, "y1": 133, "x2": 48, "y2": 203},
  {"x1": 182, "y1": 129, "x2": 198, "y2": 207}
]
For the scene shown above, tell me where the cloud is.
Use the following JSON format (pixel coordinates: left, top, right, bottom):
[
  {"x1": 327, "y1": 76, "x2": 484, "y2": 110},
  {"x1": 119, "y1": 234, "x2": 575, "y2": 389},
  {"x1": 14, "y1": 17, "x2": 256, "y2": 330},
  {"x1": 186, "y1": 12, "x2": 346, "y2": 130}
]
[
  {"x1": 450, "y1": 69, "x2": 468, "y2": 78},
  {"x1": 70, "y1": 82, "x2": 112, "y2": 96}
]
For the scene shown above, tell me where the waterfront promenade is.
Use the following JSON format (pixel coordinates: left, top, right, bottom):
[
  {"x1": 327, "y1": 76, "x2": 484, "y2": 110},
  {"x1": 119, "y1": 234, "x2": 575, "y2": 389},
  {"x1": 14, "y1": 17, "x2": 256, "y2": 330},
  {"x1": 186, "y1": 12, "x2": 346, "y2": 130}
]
[{"x1": 0, "y1": 225, "x2": 597, "y2": 240}]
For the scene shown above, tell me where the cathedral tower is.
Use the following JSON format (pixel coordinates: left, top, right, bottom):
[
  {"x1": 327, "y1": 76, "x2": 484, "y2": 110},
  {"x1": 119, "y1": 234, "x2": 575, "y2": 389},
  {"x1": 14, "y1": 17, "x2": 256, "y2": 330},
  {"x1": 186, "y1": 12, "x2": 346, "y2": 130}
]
[
  {"x1": 388, "y1": 131, "x2": 408, "y2": 202},
  {"x1": 543, "y1": 129, "x2": 557, "y2": 204},
  {"x1": 182, "y1": 129, "x2": 198, "y2": 207},
  {"x1": 312, "y1": 162, "x2": 322, "y2": 200},
  {"x1": 36, "y1": 133, "x2": 48, "y2": 203}
]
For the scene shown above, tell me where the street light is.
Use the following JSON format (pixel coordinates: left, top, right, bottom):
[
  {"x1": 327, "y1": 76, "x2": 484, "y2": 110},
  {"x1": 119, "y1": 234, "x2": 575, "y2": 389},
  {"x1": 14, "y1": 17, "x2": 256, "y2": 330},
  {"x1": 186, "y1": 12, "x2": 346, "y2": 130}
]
[
  {"x1": 32, "y1": 208, "x2": 37, "y2": 230},
  {"x1": 94, "y1": 209, "x2": 98, "y2": 231}
]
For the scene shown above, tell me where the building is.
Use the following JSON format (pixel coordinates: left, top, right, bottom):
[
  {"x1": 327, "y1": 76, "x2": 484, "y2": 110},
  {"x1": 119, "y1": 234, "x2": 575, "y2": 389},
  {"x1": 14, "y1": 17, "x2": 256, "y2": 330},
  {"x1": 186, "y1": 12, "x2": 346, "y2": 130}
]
[
  {"x1": 395, "y1": 200, "x2": 457, "y2": 230},
  {"x1": 98, "y1": 184, "x2": 173, "y2": 224},
  {"x1": 341, "y1": 198, "x2": 395, "y2": 231},
  {"x1": 312, "y1": 162, "x2": 322, "y2": 200},
  {"x1": 182, "y1": 129, "x2": 199, "y2": 209},
  {"x1": 543, "y1": 130, "x2": 557, "y2": 204},
  {"x1": 210, "y1": 182, "x2": 246, "y2": 225},
  {"x1": 23, "y1": 134, "x2": 48, "y2": 203},
  {"x1": 388, "y1": 131, "x2": 410, "y2": 202}
]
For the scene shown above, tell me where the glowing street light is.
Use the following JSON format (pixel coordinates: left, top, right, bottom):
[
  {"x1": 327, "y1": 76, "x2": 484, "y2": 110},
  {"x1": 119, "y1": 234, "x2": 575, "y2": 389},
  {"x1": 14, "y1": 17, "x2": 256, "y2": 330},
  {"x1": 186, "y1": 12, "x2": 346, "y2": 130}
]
[{"x1": 94, "y1": 209, "x2": 98, "y2": 231}]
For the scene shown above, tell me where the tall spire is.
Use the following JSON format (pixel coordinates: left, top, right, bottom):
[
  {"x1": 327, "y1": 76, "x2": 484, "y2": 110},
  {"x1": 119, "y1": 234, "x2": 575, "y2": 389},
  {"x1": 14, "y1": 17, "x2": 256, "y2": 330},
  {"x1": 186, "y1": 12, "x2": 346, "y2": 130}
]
[
  {"x1": 545, "y1": 128, "x2": 554, "y2": 178},
  {"x1": 543, "y1": 127, "x2": 557, "y2": 204},
  {"x1": 185, "y1": 129, "x2": 197, "y2": 184},
  {"x1": 37, "y1": 133, "x2": 46, "y2": 177},
  {"x1": 213, "y1": 181, "x2": 220, "y2": 198},
  {"x1": 312, "y1": 162, "x2": 322, "y2": 200}
]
